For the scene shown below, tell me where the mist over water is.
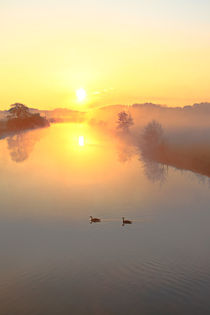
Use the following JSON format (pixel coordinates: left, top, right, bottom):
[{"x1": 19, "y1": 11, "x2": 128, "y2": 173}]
[
  {"x1": 1, "y1": 122, "x2": 210, "y2": 315},
  {"x1": 2, "y1": 0, "x2": 210, "y2": 311}
]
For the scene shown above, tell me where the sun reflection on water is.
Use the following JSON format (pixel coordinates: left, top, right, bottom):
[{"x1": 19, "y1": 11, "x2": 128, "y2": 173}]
[{"x1": 78, "y1": 136, "x2": 85, "y2": 146}]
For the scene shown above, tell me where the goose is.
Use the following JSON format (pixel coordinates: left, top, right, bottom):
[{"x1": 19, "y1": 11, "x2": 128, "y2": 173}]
[
  {"x1": 122, "y1": 217, "x2": 132, "y2": 226},
  {"x1": 90, "y1": 216, "x2": 101, "y2": 223}
]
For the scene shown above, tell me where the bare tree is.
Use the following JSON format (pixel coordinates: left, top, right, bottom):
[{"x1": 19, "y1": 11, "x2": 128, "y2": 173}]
[{"x1": 117, "y1": 111, "x2": 134, "y2": 132}]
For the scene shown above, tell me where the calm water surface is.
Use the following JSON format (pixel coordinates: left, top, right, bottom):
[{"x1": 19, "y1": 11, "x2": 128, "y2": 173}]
[{"x1": 0, "y1": 123, "x2": 210, "y2": 315}]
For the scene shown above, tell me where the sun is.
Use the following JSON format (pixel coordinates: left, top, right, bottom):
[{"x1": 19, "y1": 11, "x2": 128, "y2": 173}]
[{"x1": 76, "y1": 88, "x2": 87, "y2": 102}]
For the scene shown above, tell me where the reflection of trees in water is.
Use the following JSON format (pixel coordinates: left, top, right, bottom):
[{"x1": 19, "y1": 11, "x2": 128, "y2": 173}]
[
  {"x1": 141, "y1": 157, "x2": 168, "y2": 183},
  {"x1": 117, "y1": 119, "x2": 168, "y2": 182},
  {"x1": 116, "y1": 141, "x2": 167, "y2": 183},
  {"x1": 139, "y1": 120, "x2": 167, "y2": 182},
  {"x1": 7, "y1": 131, "x2": 41, "y2": 163},
  {"x1": 115, "y1": 115, "x2": 210, "y2": 182},
  {"x1": 117, "y1": 145, "x2": 136, "y2": 163},
  {"x1": 195, "y1": 174, "x2": 210, "y2": 187}
]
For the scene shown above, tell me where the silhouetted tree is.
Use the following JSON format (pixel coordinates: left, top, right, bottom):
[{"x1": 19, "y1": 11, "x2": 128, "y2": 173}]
[
  {"x1": 8, "y1": 103, "x2": 31, "y2": 119},
  {"x1": 117, "y1": 111, "x2": 134, "y2": 132},
  {"x1": 6, "y1": 103, "x2": 49, "y2": 132},
  {"x1": 137, "y1": 121, "x2": 167, "y2": 182},
  {"x1": 141, "y1": 120, "x2": 164, "y2": 156}
]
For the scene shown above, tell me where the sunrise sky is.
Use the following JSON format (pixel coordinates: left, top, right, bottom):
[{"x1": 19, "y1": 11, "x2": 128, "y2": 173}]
[{"x1": 1, "y1": 0, "x2": 210, "y2": 110}]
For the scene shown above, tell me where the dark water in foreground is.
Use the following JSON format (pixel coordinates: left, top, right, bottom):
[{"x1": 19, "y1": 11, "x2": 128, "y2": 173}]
[{"x1": 0, "y1": 124, "x2": 210, "y2": 315}]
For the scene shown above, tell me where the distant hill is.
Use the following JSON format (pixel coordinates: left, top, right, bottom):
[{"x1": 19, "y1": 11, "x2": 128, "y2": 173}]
[
  {"x1": 1, "y1": 102, "x2": 210, "y2": 128},
  {"x1": 93, "y1": 102, "x2": 210, "y2": 128},
  {"x1": 0, "y1": 107, "x2": 86, "y2": 123}
]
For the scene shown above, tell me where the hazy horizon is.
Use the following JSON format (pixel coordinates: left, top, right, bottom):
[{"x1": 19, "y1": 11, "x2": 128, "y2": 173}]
[
  {"x1": 2, "y1": 100, "x2": 210, "y2": 112},
  {"x1": 1, "y1": 0, "x2": 210, "y2": 109}
]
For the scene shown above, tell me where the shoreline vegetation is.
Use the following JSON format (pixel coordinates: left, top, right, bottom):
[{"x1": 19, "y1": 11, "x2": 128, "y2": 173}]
[
  {"x1": 116, "y1": 111, "x2": 210, "y2": 180},
  {"x1": 138, "y1": 121, "x2": 210, "y2": 180},
  {"x1": 1, "y1": 102, "x2": 210, "y2": 179},
  {"x1": 0, "y1": 103, "x2": 50, "y2": 139}
]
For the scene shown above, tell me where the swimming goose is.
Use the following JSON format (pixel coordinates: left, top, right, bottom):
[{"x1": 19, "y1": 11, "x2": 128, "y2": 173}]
[
  {"x1": 90, "y1": 216, "x2": 101, "y2": 223},
  {"x1": 122, "y1": 217, "x2": 132, "y2": 225}
]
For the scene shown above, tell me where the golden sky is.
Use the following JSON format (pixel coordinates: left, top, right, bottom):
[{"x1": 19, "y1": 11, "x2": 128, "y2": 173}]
[{"x1": 1, "y1": 0, "x2": 210, "y2": 110}]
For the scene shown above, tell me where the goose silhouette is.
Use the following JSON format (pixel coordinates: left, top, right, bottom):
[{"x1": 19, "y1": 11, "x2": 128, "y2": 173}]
[
  {"x1": 122, "y1": 217, "x2": 132, "y2": 226},
  {"x1": 90, "y1": 216, "x2": 101, "y2": 223}
]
